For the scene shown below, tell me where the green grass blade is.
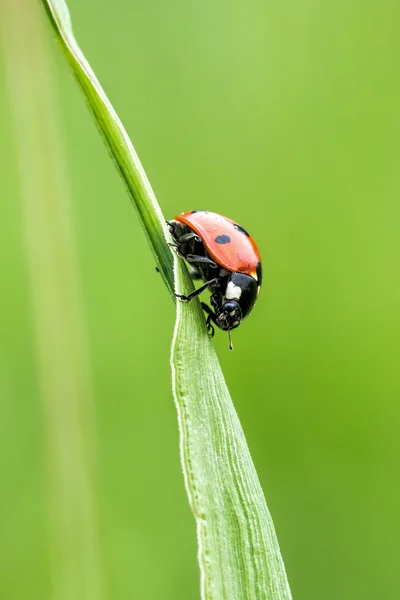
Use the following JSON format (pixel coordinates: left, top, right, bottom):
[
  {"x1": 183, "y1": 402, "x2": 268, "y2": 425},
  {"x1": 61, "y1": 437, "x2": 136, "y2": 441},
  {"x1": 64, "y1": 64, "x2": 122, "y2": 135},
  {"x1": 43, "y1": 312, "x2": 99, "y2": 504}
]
[
  {"x1": 40, "y1": 1, "x2": 292, "y2": 597},
  {"x1": 172, "y1": 259, "x2": 292, "y2": 599},
  {"x1": 2, "y1": 1, "x2": 103, "y2": 598},
  {"x1": 41, "y1": 0, "x2": 174, "y2": 298}
]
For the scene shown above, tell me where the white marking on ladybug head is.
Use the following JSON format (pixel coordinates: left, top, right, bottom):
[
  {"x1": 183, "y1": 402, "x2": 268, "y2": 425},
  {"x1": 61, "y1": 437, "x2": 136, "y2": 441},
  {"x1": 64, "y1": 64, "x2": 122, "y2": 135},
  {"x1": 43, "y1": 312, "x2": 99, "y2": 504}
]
[{"x1": 226, "y1": 280, "x2": 242, "y2": 301}]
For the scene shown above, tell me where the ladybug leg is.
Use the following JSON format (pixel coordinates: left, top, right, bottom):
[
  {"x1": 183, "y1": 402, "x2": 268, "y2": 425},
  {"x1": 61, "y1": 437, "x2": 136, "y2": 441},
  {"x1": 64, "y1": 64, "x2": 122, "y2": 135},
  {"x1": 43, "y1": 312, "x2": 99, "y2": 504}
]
[
  {"x1": 201, "y1": 302, "x2": 217, "y2": 338},
  {"x1": 169, "y1": 244, "x2": 218, "y2": 269},
  {"x1": 167, "y1": 242, "x2": 186, "y2": 258},
  {"x1": 210, "y1": 291, "x2": 222, "y2": 310},
  {"x1": 206, "y1": 315, "x2": 215, "y2": 338},
  {"x1": 176, "y1": 232, "x2": 202, "y2": 244},
  {"x1": 175, "y1": 278, "x2": 219, "y2": 303},
  {"x1": 166, "y1": 224, "x2": 200, "y2": 245},
  {"x1": 186, "y1": 255, "x2": 218, "y2": 269},
  {"x1": 166, "y1": 221, "x2": 198, "y2": 245}
]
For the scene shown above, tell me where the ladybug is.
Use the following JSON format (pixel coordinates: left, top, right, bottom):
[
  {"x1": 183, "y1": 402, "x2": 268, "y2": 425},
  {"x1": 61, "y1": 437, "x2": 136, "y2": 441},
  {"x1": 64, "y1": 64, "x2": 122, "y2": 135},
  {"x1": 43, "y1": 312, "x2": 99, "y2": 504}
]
[{"x1": 168, "y1": 210, "x2": 262, "y2": 349}]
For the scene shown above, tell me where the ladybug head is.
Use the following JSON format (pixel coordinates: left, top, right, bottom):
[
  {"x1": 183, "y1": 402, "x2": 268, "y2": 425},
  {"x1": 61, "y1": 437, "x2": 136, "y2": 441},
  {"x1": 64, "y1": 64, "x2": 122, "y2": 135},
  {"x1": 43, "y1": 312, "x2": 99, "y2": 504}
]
[
  {"x1": 215, "y1": 300, "x2": 242, "y2": 351},
  {"x1": 216, "y1": 300, "x2": 242, "y2": 332}
]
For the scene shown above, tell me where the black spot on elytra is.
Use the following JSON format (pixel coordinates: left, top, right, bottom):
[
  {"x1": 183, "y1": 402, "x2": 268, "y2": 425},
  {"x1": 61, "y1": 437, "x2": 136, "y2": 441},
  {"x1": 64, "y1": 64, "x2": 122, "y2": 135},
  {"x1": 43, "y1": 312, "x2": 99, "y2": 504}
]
[
  {"x1": 233, "y1": 223, "x2": 250, "y2": 237},
  {"x1": 215, "y1": 234, "x2": 231, "y2": 244},
  {"x1": 256, "y1": 261, "x2": 262, "y2": 286},
  {"x1": 191, "y1": 210, "x2": 203, "y2": 214}
]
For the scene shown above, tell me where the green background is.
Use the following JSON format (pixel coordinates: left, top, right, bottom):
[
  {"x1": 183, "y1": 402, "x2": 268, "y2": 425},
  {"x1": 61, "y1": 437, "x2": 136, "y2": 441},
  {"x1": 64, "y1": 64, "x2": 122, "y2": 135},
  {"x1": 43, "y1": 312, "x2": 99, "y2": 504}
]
[{"x1": 1, "y1": 0, "x2": 399, "y2": 598}]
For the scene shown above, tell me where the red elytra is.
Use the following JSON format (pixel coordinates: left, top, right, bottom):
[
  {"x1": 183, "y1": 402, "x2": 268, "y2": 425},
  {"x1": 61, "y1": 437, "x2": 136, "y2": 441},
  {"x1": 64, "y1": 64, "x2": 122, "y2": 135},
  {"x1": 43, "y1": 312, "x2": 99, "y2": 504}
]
[{"x1": 175, "y1": 211, "x2": 261, "y2": 281}]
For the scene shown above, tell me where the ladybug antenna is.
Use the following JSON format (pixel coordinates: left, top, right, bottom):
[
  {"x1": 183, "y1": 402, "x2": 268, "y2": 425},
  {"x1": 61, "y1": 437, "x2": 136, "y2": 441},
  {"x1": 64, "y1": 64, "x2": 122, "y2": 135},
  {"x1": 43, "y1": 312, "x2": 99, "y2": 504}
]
[{"x1": 228, "y1": 329, "x2": 233, "y2": 351}]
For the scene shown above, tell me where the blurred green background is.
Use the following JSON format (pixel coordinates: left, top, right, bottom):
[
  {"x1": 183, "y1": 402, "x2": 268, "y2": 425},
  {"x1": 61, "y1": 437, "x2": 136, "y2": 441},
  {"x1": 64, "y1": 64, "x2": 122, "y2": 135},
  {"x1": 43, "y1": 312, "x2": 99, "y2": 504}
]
[{"x1": 1, "y1": 0, "x2": 400, "y2": 598}]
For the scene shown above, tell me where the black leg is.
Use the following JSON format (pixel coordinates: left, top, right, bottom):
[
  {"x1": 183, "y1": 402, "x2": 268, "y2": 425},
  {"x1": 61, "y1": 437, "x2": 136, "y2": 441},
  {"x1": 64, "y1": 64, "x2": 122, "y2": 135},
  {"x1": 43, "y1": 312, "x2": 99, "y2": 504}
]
[
  {"x1": 167, "y1": 222, "x2": 200, "y2": 245},
  {"x1": 186, "y1": 255, "x2": 218, "y2": 268},
  {"x1": 201, "y1": 302, "x2": 217, "y2": 338},
  {"x1": 210, "y1": 292, "x2": 222, "y2": 310},
  {"x1": 168, "y1": 238, "x2": 218, "y2": 269},
  {"x1": 177, "y1": 232, "x2": 201, "y2": 244},
  {"x1": 206, "y1": 314, "x2": 215, "y2": 337},
  {"x1": 167, "y1": 242, "x2": 186, "y2": 258},
  {"x1": 175, "y1": 278, "x2": 219, "y2": 303}
]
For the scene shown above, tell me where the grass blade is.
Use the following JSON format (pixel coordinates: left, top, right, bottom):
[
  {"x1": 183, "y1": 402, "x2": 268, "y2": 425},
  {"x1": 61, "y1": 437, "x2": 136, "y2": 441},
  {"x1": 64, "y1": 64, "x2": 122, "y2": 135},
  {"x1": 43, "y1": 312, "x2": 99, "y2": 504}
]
[
  {"x1": 1, "y1": 1, "x2": 103, "y2": 598},
  {"x1": 172, "y1": 259, "x2": 292, "y2": 599},
  {"x1": 40, "y1": 1, "x2": 293, "y2": 597},
  {"x1": 41, "y1": 0, "x2": 174, "y2": 298}
]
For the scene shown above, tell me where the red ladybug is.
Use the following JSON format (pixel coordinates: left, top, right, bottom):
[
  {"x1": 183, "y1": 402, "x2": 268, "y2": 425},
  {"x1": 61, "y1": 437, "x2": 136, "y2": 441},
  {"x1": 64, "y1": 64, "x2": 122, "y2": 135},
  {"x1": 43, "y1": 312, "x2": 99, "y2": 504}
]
[{"x1": 168, "y1": 211, "x2": 262, "y2": 348}]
